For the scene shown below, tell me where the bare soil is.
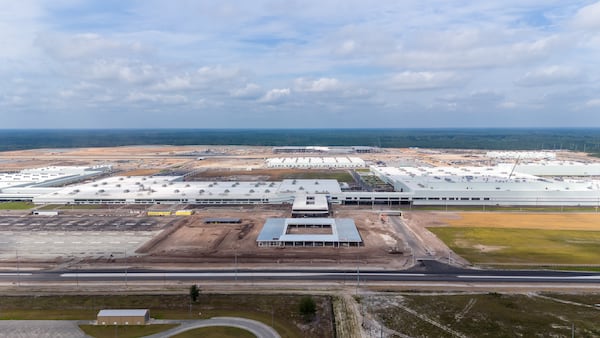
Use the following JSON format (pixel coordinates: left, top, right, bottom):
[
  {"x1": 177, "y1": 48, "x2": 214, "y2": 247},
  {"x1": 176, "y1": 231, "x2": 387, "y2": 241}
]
[{"x1": 135, "y1": 205, "x2": 411, "y2": 269}]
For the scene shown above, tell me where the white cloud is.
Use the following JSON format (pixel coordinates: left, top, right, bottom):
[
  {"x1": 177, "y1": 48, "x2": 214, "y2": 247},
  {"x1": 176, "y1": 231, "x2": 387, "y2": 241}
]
[
  {"x1": 196, "y1": 65, "x2": 240, "y2": 82},
  {"x1": 573, "y1": 1, "x2": 600, "y2": 31},
  {"x1": 127, "y1": 92, "x2": 187, "y2": 104},
  {"x1": 2, "y1": 1, "x2": 600, "y2": 128},
  {"x1": 230, "y1": 83, "x2": 262, "y2": 99},
  {"x1": 88, "y1": 59, "x2": 159, "y2": 84},
  {"x1": 294, "y1": 77, "x2": 341, "y2": 92},
  {"x1": 259, "y1": 88, "x2": 290, "y2": 103},
  {"x1": 0, "y1": 1, "x2": 43, "y2": 60},
  {"x1": 385, "y1": 34, "x2": 567, "y2": 70},
  {"x1": 586, "y1": 98, "x2": 600, "y2": 107},
  {"x1": 515, "y1": 65, "x2": 583, "y2": 87},
  {"x1": 152, "y1": 75, "x2": 193, "y2": 91},
  {"x1": 389, "y1": 71, "x2": 463, "y2": 90},
  {"x1": 36, "y1": 33, "x2": 144, "y2": 60}
]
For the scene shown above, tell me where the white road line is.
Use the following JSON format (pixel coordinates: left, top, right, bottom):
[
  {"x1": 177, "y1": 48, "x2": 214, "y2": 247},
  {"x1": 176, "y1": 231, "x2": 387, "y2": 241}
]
[
  {"x1": 457, "y1": 275, "x2": 600, "y2": 280},
  {"x1": 60, "y1": 272, "x2": 428, "y2": 278},
  {"x1": 0, "y1": 273, "x2": 32, "y2": 276},
  {"x1": 34, "y1": 242, "x2": 46, "y2": 244},
  {"x1": 72, "y1": 241, "x2": 82, "y2": 244},
  {"x1": 127, "y1": 241, "x2": 139, "y2": 244},
  {"x1": 54, "y1": 241, "x2": 64, "y2": 244}
]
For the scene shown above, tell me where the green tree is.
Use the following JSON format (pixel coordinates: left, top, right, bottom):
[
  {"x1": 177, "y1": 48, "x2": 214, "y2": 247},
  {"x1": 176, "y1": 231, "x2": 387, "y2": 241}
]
[
  {"x1": 189, "y1": 284, "x2": 200, "y2": 303},
  {"x1": 298, "y1": 296, "x2": 316, "y2": 320}
]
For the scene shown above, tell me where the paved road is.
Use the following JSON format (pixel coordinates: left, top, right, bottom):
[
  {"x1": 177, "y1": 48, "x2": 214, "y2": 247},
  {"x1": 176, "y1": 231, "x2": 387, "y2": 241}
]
[
  {"x1": 0, "y1": 320, "x2": 90, "y2": 338},
  {"x1": 143, "y1": 317, "x2": 280, "y2": 338},
  {"x1": 2, "y1": 264, "x2": 600, "y2": 285},
  {"x1": 388, "y1": 215, "x2": 432, "y2": 257}
]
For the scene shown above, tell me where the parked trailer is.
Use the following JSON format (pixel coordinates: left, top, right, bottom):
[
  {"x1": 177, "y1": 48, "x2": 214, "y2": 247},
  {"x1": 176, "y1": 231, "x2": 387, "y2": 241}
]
[
  {"x1": 32, "y1": 210, "x2": 59, "y2": 216},
  {"x1": 147, "y1": 211, "x2": 172, "y2": 216},
  {"x1": 175, "y1": 210, "x2": 193, "y2": 216}
]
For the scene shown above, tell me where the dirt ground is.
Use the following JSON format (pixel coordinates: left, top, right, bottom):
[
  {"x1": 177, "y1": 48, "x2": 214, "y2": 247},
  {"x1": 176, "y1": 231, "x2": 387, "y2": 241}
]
[
  {"x1": 4, "y1": 145, "x2": 596, "y2": 172},
  {"x1": 135, "y1": 205, "x2": 411, "y2": 269}
]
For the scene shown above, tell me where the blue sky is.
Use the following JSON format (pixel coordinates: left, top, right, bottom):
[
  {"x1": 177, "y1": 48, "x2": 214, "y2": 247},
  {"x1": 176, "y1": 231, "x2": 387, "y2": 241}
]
[{"x1": 1, "y1": 0, "x2": 600, "y2": 128}]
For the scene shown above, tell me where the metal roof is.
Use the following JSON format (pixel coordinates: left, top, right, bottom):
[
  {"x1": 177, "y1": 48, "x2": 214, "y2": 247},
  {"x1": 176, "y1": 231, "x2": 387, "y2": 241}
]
[
  {"x1": 292, "y1": 194, "x2": 329, "y2": 211},
  {"x1": 97, "y1": 309, "x2": 148, "y2": 317},
  {"x1": 257, "y1": 218, "x2": 362, "y2": 243}
]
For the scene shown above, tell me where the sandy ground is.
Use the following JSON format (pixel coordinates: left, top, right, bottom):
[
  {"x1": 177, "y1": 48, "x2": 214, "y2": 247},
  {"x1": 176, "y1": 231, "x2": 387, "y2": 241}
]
[
  {"x1": 437, "y1": 212, "x2": 600, "y2": 230},
  {"x1": 135, "y1": 205, "x2": 412, "y2": 269},
  {"x1": 3, "y1": 145, "x2": 597, "y2": 172}
]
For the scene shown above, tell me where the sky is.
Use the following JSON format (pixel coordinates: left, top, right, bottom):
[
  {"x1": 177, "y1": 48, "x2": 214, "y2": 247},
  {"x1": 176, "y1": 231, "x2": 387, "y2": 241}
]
[{"x1": 1, "y1": 1, "x2": 600, "y2": 128}]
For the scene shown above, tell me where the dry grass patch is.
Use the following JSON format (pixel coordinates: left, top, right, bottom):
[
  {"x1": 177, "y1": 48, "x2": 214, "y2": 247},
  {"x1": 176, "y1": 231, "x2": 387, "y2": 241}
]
[
  {"x1": 441, "y1": 212, "x2": 600, "y2": 231},
  {"x1": 116, "y1": 169, "x2": 162, "y2": 176}
]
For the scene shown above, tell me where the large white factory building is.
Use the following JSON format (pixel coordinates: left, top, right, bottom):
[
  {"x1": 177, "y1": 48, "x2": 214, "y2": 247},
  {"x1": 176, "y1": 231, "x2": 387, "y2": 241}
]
[{"x1": 1, "y1": 161, "x2": 600, "y2": 207}]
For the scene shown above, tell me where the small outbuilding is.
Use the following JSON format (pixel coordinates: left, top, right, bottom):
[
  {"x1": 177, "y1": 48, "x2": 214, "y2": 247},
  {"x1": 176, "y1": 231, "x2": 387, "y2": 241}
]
[{"x1": 97, "y1": 309, "x2": 150, "y2": 325}]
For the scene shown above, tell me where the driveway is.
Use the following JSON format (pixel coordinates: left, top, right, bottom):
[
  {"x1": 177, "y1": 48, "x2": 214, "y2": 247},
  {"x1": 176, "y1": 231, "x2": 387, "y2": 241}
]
[{"x1": 143, "y1": 317, "x2": 280, "y2": 338}]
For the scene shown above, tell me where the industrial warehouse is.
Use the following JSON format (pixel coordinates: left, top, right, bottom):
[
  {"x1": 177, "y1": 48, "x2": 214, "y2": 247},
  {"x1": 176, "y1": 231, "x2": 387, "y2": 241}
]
[
  {"x1": 256, "y1": 218, "x2": 363, "y2": 247},
  {"x1": 265, "y1": 156, "x2": 366, "y2": 168},
  {"x1": 1, "y1": 160, "x2": 600, "y2": 207}
]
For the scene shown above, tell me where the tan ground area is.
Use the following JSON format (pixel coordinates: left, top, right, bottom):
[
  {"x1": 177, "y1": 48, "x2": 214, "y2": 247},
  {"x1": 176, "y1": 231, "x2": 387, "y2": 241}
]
[
  {"x1": 436, "y1": 212, "x2": 600, "y2": 230},
  {"x1": 136, "y1": 205, "x2": 410, "y2": 269}
]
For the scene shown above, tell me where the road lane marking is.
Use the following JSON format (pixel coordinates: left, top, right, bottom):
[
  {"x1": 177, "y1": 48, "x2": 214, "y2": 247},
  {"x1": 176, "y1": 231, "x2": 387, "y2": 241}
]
[{"x1": 457, "y1": 275, "x2": 600, "y2": 280}]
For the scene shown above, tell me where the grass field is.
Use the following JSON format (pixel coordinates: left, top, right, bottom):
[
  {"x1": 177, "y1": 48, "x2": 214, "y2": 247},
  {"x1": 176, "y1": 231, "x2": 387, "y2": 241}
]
[
  {"x1": 369, "y1": 293, "x2": 600, "y2": 337},
  {"x1": 0, "y1": 201, "x2": 33, "y2": 210},
  {"x1": 0, "y1": 294, "x2": 333, "y2": 338},
  {"x1": 171, "y1": 326, "x2": 256, "y2": 338},
  {"x1": 426, "y1": 212, "x2": 600, "y2": 266},
  {"x1": 79, "y1": 324, "x2": 178, "y2": 338},
  {"x1": 190, "y1": 168, "x2": 355, "y2": 183},
  {"x1": 429, "y1": 227, "x2": 600, "y2": 264}
]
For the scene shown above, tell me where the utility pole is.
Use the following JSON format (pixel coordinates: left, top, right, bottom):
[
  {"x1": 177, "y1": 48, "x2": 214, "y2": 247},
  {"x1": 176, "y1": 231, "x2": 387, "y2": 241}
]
[
  {"x1": 235, "y1": 249, "x2": 238, "y2": 282},
  {"x1": 356, "y1": 256, "x2": 360, "y2": 295}
]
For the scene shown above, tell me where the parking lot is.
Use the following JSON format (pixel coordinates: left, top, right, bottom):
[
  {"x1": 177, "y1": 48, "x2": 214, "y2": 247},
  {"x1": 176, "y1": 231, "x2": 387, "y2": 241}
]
[{"x1": 0, "y1": 216, "x2": 174, "y2": 260}]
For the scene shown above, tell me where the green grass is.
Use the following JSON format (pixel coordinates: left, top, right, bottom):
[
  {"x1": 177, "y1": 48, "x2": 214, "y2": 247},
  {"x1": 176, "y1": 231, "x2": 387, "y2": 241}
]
[
  {"x1": 0, "y1": 201, "x2": 34, "y2": 210},
  {"x1": 428, "y1": 227, "x2": 600, "y2": 264},
  {"x1": 371, "y1": 293, "x2": 600, "y2": 337},
  {"x1": 79, "y1": 324, "x2": 178, "y2": 338},
  {"x1": 58, "y1": 204, "x2": 103, "y2": 209},
  {"x1": 540, "y1": 293, "x2": 600, "y2": 306},
  {"x1": 171, "y1": 326, "x2": 256, "y2": 338},
  {"x1": 0, "y1": 294, "x2": 333, "y2": 338},
  {"x1": 281, "y1": 171, "x2": 355, "y2": 183},
  {"x1": 37, "y1": 204, "x2": 61, "y2": 210}
]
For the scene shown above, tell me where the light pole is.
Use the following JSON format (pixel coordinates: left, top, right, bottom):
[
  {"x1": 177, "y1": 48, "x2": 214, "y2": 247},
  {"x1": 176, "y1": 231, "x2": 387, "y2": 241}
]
[{"x1": 356, "y1": 256, "x2": 360, "y2": 295}]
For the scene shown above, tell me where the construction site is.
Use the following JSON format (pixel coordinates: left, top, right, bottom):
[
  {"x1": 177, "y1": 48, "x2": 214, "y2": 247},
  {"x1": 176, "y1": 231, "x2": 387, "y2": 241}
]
[{"x1": 0, "y1": 145, "x2": 599, "y2": 272}]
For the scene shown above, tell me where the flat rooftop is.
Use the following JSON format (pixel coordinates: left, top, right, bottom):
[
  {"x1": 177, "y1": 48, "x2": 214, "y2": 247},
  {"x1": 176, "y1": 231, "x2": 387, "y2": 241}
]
[
  {"x1": 257, "y1": 218, "x2": 362, "y2": 244},
  {"x1": 372, "y1": 165, "x2": 600, "y2": 192}
]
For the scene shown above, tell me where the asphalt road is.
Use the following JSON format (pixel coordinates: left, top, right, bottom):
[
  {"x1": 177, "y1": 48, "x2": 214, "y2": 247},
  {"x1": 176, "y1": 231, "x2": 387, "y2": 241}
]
[
  {"x1": 143, "y1": 318, "x2": 280, "y2": 338},
  {"x1": 2, "y1": 261, "x2": 600, "y2": 285}
]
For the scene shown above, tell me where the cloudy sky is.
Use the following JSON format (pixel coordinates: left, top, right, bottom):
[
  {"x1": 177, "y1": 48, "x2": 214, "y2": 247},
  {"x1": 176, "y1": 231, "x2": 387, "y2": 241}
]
[{"x1": 2, "y1": 1, "x2": 600, "y2": 128}]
